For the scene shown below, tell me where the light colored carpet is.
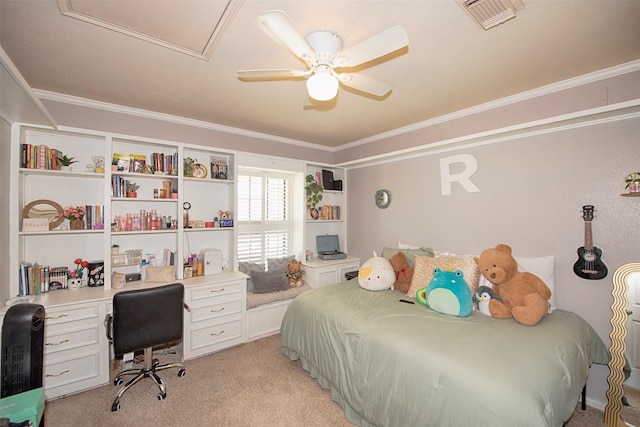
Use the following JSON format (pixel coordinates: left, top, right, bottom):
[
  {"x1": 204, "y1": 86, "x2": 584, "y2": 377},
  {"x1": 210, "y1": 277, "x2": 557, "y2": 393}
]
[{"x1": 45, "y1": 334, "x2": 630, "y2": 426}]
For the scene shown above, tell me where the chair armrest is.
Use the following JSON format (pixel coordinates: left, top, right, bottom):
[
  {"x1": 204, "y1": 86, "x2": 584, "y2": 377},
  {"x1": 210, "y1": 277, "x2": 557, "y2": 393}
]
[{"x1": 104, "y1": 314, "x2": 113, "y2": 342}]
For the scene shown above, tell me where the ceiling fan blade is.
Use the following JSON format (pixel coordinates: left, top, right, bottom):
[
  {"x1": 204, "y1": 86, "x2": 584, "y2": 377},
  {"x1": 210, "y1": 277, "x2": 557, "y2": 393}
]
[
  {"x1": 256, "y1": 10, "x2": 317, "y2": 65},
  {"x1": 237, "y1": 69, "x2": 310, "y2": 79},
  {"x1": 335, "y1": 25, "x2": 408, "y2": 68},
  {"x1": 338, "y1": 73, "x2": 392, "y2": 97}
]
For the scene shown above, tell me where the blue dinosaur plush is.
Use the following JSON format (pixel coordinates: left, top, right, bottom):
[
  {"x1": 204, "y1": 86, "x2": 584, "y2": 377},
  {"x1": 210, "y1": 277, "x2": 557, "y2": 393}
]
[{"x1": 416, "y1": 268, "x2": 473, "y2": 317}]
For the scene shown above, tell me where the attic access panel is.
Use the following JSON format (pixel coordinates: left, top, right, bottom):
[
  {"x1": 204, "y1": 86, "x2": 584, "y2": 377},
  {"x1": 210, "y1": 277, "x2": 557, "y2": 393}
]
[{"x1": 57, "y1": 0, "x2": 242, "y2": 59}]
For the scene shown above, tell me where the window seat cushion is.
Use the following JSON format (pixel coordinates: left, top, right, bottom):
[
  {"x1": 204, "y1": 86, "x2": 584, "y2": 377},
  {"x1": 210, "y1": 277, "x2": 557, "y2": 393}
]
[{"x1": 247, "y1": 283, "x2": 311, "y2": 309}]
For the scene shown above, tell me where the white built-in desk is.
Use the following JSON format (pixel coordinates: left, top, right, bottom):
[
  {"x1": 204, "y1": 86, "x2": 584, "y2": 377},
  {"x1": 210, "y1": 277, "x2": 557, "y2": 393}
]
[{"x1": 0, "y1": 271, "x2": 247, "y2": 400}]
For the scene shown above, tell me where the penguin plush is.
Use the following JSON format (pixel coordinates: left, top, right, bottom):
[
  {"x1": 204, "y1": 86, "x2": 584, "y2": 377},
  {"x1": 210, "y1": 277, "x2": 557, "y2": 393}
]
[{"x1": 474, "y1": 285, "x2": 503, "y2": 317}]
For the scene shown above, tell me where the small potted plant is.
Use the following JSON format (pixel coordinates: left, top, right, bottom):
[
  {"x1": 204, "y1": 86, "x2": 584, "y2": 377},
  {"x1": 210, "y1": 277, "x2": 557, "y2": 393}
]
[
  {"x1": 183, "y1": 157, "x2": 196, "y2": 177},
  {"x1": 111, "y1": 244, "x2": 120, "y2": 255},
  {"x1": 625, "y1": 172, "x2": 640, "y2": 193},
  {"x1": 57, "y1": 154, "x2": 78, "y2": 171},
  {"x1": 305, "y1": 174, "x2": 323, "y2": 219}
]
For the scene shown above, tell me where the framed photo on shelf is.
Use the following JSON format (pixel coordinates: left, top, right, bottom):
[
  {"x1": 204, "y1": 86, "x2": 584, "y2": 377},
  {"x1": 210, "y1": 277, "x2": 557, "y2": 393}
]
[
  {"x1": 191, "y1": 163, "x2": 208, "y2": 178},
  {"x1": 210, "y1": 156, "x2": 228, "y2": 180}
]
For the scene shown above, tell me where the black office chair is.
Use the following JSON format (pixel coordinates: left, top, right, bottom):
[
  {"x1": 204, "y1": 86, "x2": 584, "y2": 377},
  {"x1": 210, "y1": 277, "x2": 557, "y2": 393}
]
[{"x1": 106, "y1": 283, "x2": 186, "y2": 412}]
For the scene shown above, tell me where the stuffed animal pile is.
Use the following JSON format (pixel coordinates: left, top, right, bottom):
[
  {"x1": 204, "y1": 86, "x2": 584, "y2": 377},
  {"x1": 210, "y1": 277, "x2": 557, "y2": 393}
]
[
  {"x1": 389, "y1": 251, "x2": 414, "y2": 293},
  {"x1": 474, "y1": 244, "x2": 551, "y2": 326},
  {"x1": 285, "y1": 260, "x2": 305, "y2": 287}
]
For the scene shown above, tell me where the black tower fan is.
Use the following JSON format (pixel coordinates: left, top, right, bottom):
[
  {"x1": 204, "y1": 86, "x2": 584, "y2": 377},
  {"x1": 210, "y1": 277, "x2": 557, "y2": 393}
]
[{"x1": 1, "y1": 303, "x2": 45, "y2": 397}]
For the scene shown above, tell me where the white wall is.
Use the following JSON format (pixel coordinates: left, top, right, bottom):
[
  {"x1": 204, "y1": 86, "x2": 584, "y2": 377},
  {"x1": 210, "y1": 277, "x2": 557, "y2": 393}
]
[
  {"x1": 346, "y1": 115, "x2": 640, "y2": 406},
  {"x1": 0, "y1": 118, "x2": 11, "y2": 305}
]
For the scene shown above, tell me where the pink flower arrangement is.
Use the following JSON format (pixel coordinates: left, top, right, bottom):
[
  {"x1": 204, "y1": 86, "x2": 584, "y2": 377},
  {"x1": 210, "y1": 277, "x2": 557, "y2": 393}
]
[
  {"x1": 70, "y1": 258, "x2": 89, "y2": 278},
  {"x1": 57, "y1": 205, "x2": 86, "y2": 221}
]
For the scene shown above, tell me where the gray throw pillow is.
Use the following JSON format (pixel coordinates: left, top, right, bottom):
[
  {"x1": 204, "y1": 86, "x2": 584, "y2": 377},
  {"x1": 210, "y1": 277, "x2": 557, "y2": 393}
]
[
  {"x1": 239, "y1": 261, "x2": 265, "y2": 292},
  {"x1": 251, "y1": 270, "x2": 289, "y2": 294},
  {"x1": 267, "y1": 255, "x2": 295, "y2": 273}
]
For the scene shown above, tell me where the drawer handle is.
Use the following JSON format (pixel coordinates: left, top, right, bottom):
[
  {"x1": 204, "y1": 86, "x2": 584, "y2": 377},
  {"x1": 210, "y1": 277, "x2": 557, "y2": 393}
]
[
  {"x1": 45, "y1": 313, "x2": 69, "y2": 319},
  {"x1": 210, "y1": 330, "x2": 224, "y2": 336},
  {"x1": 211, "y1": 308, "x2": 225, "y2": 313},
  {"x1": 210, "y1": 288, "x2": 225, "y2": 293},
  {"x1": 46, "y1": 339, "x2": 70, "y2": 346},
  {"x1": 46, "y1": 369, "x2": 70, "y2": 377}
]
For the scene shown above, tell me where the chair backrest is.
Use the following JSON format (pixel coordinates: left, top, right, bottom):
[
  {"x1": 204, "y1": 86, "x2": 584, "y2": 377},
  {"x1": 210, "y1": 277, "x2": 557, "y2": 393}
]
[{"x1": 112, "y1": 283, "x2": 184, "y2": 355}]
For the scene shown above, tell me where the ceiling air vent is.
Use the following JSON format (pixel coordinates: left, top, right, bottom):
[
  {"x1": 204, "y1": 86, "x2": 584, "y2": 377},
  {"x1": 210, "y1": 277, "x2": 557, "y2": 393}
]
[{"x1": 459, "y1": 0, "x2": 524, "y2": 30}]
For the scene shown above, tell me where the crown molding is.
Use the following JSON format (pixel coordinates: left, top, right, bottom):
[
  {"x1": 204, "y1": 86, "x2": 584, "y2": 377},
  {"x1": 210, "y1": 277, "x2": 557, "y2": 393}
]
[
  {"x1": 33, "y1": 59, "x2": 640, "y2": 158},
  {"x1": 338, "y1": 99, "x2": 640, "y2": 169},
  {"x1": 34, "y1": 89, "x2": 334, "y2": 153},
  {"x1": 337, "y1": 59, "x2": 640, "y2": 151}
]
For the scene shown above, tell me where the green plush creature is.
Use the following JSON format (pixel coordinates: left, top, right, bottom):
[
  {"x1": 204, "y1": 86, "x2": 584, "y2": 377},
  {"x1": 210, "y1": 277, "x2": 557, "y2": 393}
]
[{"x1": 416, "y1": 268, "x2": 473, "y2": 317}]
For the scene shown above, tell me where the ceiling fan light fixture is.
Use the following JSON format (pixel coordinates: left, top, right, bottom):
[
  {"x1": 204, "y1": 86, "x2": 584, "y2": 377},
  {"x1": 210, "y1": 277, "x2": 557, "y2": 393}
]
[{"x1": 307, "y1": 72, "x2": 339, "y2": 101}]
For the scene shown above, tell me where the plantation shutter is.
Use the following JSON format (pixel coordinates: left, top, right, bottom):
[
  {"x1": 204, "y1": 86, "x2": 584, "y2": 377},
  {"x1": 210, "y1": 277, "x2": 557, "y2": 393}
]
[{"x1": 237, "y1": 171, "x2": 290, "y2": 268}]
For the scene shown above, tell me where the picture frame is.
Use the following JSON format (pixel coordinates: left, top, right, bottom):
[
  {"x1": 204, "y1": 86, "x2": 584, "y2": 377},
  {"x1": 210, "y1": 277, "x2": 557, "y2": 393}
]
[
  {"x1": 191, "y1": 163, "x2": 208, "y2": 178},
  {"x1": 23, "y1": 199, "x2": 64, "y2": 230}
]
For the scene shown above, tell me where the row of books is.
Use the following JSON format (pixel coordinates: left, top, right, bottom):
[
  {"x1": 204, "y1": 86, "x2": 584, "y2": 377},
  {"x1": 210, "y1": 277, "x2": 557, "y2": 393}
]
[
  {"x1": 18, "y1": 263, "x2": 69, "y2": 295},
  {"x1": 111, "y1": 176, "x2": 137, "y2": 198},
  {"x1": 20, "y1": 143, "x2": 60, "y2": 170},
  {"x1": 320, "y1": 205, "x2": 341, "y2": 220},
  {"x1": 113, "y1": 152, "x2": 179, "y2": 175},
  {"x1": 85, "y1": 205, "x2": 105, "y2": 229}
]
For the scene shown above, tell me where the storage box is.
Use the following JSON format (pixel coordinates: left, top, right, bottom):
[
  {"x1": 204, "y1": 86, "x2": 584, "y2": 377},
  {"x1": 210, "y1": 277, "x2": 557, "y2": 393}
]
[{"x1": 0, "y1": 387, "x2": 44, "y2": 426}]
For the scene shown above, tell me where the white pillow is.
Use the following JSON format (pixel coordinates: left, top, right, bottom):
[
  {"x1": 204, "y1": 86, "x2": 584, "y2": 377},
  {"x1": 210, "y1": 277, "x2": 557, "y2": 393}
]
[
  {"x1": 397, "y1": 241, "x2": 452, "y2": 256},
  {"x1": 479, "y1": 255, "x2": 556, "y2": 313},
  {"x1": 396, "y1": 241, "x2": 422, "y2": 250}
]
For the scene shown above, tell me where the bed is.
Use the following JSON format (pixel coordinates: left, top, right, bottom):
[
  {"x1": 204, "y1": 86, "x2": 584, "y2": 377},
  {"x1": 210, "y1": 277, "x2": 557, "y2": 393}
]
[{"x1": 280, "y1": 280, "x2": 610, "y2": 427}]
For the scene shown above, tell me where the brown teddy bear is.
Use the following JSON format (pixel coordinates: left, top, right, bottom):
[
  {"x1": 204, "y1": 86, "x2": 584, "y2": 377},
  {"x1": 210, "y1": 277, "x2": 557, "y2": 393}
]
[
  {"x1": 474, "y1": 244, "x2": 551, "y2": 326},
  {"x1": 285, "y1": 260, "x2": 305, "y2": 287},
  {"x1": 389, "y1": 251, "x2": 414, "y2": 293}
]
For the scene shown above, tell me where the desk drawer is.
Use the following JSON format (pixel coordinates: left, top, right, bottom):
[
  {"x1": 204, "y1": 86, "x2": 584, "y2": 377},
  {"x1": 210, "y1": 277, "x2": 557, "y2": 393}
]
[
  {"x1": 44, "y1": 304, "x2": 100, "y2": 327},
  {"x1": 44, "y1": 324, "x2": 100, "y2": 355},
  {"x1": 190, "y1": 299, "x2": 241, "y2": 323},
  {"x1": 44, "y1": 350, "x2": 104, "y2": 400},
  {"x1": 189, "y1": 281, "x2": 242, "y2": 301},
  {"x1": 188, "y1": 316, "x2": 242, "y2": 355}
]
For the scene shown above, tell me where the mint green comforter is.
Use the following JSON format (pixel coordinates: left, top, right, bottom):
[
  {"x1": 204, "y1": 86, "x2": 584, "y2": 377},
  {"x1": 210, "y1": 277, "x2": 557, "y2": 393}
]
[{"x1": 281, "y1": 281, "x2": 609, "y2": 427}]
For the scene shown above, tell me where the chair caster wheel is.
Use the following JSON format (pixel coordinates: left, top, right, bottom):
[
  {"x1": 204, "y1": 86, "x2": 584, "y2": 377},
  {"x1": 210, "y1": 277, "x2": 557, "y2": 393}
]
[
  {"x1": 114, "y1": 378, "x2": 123, "y2": 386},
  {"x1": 178, "y1": 368, "x2": 186, "y2": 377},
  {"x1": 158, "y1": 392, "x2": 166, "y2": 400},
  {"x1": 111, "y1": 401, "x2": 120, "y2": 412},
  {"x1": 152, "y1": 358, "x2": 160, "y2": 367}
]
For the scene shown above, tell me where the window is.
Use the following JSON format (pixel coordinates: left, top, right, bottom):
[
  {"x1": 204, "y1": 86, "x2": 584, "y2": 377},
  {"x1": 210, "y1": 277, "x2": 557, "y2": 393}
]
[{"x1": 237, "y1": 170, "x2": 292, "y2": 267}]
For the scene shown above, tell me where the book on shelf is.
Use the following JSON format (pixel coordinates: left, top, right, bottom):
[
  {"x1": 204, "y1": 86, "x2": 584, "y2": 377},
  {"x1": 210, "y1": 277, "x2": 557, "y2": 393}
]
[
  {"x1": 162, "y1": 248, "x2": 176, "y2": 267},
  {"x1": 84, "y1": 205, "x2": 105, "y2": 229},
  {"x1": 129, "y1": 153, "x2": 146, "y2": 172},
  {"x1": 113, "y1": 152, "x2": 130, "y2": 172}
]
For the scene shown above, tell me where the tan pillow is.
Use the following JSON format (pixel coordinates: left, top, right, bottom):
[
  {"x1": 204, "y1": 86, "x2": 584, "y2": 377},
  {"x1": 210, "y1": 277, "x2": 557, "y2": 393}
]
[
  {"x1": 407, "y1": 256, "x2": 480, "y2": 301},
  {"x1": 144, "y1": 265, "x2": 176, "y2": 283}
]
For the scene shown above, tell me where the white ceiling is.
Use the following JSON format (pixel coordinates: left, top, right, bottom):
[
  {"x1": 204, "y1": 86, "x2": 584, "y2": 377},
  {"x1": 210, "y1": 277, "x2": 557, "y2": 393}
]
[{"x1": 1, "y1": 0, "x2": 639, "y2": 147}]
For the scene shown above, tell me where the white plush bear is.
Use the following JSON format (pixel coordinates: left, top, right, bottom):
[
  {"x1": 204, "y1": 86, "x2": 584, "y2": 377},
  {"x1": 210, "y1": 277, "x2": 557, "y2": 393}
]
[
  {"x1": 86, "y1": 155, "x2": 105, "y2": 173},
  {"x1": 358, "y1": 250, "x2": 395, "y2": 291}
]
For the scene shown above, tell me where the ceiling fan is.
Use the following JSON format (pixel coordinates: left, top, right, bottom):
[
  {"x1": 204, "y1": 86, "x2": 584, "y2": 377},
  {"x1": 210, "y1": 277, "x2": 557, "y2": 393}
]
[{"x1": 237, "y1": 10, "x2": 409, "y2": 102}]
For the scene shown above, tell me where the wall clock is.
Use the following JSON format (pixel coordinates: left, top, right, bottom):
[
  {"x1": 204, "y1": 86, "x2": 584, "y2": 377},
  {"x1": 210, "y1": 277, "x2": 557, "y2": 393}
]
[
  {"x1": 191, "y1": 163, "x2": 208, "y2": 178},
  {"x1": 375, "y1": 189, "x2": 391, "y2": 209}
]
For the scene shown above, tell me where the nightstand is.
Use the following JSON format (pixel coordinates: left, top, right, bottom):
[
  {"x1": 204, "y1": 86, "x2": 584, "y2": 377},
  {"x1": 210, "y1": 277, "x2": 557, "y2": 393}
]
[{"x1": 302, "y1": 257, "x2": 360, "y2": 288}]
